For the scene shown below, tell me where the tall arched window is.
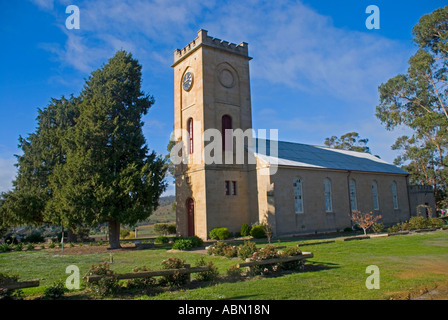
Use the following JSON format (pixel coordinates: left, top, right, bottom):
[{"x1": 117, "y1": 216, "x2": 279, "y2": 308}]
[
  {"x1": 222, "y1": 115, "x2": 232, "y2": 151},
  {"x1": 293, "y1": 178, "x2": 303, "y2": 213},
  {"x1": 372, "y1": 181, "x2": 379, "y2": 210},
  {"x1": 392, "y1": 181, "x2": 398, "y2": 209},
  {"x1": 349, "y1": 179, "x2": 357, "y2": 211},
  {"x1": 324, "y1": 178, "x2": 332, "y2": 212},
  {"x1": 187, "y1": 118, "x2": 193, "y2": 154}
]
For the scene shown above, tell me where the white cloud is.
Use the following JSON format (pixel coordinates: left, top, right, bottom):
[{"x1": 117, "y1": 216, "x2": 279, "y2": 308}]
[
  {"x1": 202, "y1": 1, "x2": 410, "y2": 104},
  {"x1": 29, "y1": 0, "x2": 54, "y2": 10}
]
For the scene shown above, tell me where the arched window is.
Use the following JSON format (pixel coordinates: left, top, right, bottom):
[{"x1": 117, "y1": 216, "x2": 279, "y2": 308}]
[
  {"x1": 349, "y1": 179, "x2": 357, "y2": 211},
  {"x1": 187, "y1": 118, "x2": 193, "y2": 154},
  {"x1": 372, "y1": 181, "x2": 379, "y2": 210},
  {"x1": 392, "y1": 181, "x2": 398, "y2": 209},
  {"x1": 222, "y1": 115, "x2": 232, "y2": 151},
  {"x1": 324, "y1": 178, "x2": 332, "y2": 212},
  {"x1": 293, "y1": 178, "x2": 304, "y2": 213}
]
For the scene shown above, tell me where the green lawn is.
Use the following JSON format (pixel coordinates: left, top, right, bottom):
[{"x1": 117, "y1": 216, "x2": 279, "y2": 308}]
[{"x1": 1, "y1": 230, "x2": 447, "y2": 300}]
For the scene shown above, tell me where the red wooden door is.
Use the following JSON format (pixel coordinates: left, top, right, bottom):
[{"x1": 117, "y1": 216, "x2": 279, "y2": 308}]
[{"x1": 187, "y1": 198, "x2": 195, "y2": 236}]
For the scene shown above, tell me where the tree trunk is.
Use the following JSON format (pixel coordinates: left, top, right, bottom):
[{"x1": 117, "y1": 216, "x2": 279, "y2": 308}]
[
  {"x1": 67, "y1": 229, "x2": 77, "y2": 243},
  {"x1": 108, "y1": 219, "x2": 121, "y2": 249}
]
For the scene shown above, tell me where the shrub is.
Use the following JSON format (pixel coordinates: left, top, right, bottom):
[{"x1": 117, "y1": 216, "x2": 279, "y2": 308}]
[
  {"x1": 194, "y1": 257, "x2": 219, "y2": 282},
  {"x1": 26, "y1": 243, "x2": 35, "y2": 251},
  {"x1": 24, "y1": 232, "x2": 44, "y2": 243},
  {"x1": 155, "y1": 236, "x2": 169, "y2": 244},
  {"x1": 119, "y1": 229, "x2": 130, "y2": 239},
  {"x1": 240, "y1": 223, "x2": 251, "y2": 237},
  {"x1": 160, "y1": 257, "x2": 189, "y2": 287},
  {"x1": 209, "y1": 227, "x2": 230, "y2": 240},
  {"x1": 237, "y1": 241, "x2": 258, "y2": 260},
  {"x1": 84, "y1": 262, "x2": 119, "y2": 297},
  {"x1": 15, "y1": 243, "x2": 23, "y2": 252},
  {"x1": 407, "y1": 216, "x2": 429, "y2": 230},
  {"x1": 278, "y1": 247, "x2": 304, "y2": 271},
  {"x1": 172, "y1": 239, "x2": 194, "y2": 251},
  {"x1": 226, "y1": 265, "x2": 243, "y2": 281},
  {"x1": 387, "y1": 224, "x2": 401, "y2": 233},
  {"x1": 372, "y1": 223, "x2": 385, "y2": 234},
  {"x1": 343, "y1": 227, "x2": 353, "y2": 232},
  {"x1": 0, "y1": 243, "x2": 11, "y2": 253},
  {"x1": 250, "y1": 225, "x2": 266, "y2": 239},
  {"x1": 428, "y1": 218, "x2": 445, "y2": 228},
  {"x1": 250, "y1": 245, "x2": 279, "y2": 274},
  {"x1": 154, "y1": 223, "x2": 177, "y2": 235},
  {"x1": 44, "y1": 281, "x2": 67, "y2": 300},
  {"x1": 49, "y1": 242, "x2": 56, "y2": 248},
  {"x1": 0, "y1": 273, "x2": 23, "y2": 300},
  {"x1": 207, "y1": 241, "x2": 237, "y2": 258},
  {"x1": 126, "y1": 266, "x2": 155, "y2": 289},
  {"x1": 172, "y1": 236, "x2": 203, "y2": 251}
]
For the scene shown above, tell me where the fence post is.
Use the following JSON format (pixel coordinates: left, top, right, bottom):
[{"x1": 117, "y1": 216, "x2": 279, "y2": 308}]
[{"x1": 184, "y1": 264, "x2": 191, "y2": 283}]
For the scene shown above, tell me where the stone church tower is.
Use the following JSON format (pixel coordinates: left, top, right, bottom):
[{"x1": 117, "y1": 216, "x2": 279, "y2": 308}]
[{"x1": 172, "y1": 30, "x2": 258, "y2": 239}]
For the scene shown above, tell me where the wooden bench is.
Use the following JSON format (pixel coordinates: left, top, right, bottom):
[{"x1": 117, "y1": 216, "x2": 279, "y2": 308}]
[
  {"x1": 0, "y1": 280, "x2": 40, "y2": 290},
  {"x1": 236, "y1": 252, "x2": 313, "y2": 274},
  {"x1": 86, "y1": 264, "x2": 210, "y2": 284}
]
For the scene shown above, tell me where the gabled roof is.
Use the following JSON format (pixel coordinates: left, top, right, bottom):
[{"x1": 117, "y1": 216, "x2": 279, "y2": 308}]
[{"x1": 251, "y1": 139, "x2": 408, "y2": 175}]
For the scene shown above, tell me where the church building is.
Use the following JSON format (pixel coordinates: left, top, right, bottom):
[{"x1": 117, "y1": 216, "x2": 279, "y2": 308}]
[{"x1": 171, "y1": 30, "x2": 435, "y2": 239}]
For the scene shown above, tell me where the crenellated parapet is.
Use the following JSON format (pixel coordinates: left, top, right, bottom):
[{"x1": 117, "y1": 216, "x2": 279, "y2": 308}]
[{"x1": 173, "y1": 29, "x2": 250, "y2": 66}]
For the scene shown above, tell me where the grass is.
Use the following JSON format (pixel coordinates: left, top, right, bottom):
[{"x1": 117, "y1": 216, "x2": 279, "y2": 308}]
[{"x1": 1, "y1": 230, "x2": 447, "y2": 300}]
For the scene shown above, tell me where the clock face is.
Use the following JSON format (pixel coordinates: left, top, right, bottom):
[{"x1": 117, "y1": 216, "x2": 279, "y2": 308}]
[{"x1": 182, "y1": 71, "x2": 193, "y2": 91}]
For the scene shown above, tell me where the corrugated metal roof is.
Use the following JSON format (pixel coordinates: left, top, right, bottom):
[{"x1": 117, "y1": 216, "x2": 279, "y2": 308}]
[{"x1": 250, "y1": 139, "x2": 408, "y2": 175}]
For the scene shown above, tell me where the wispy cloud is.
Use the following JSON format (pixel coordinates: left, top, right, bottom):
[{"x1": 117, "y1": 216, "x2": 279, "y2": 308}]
[
  {"x1": 32, "y1": 0, "x2": 409, "y2": 105},
  {"x1": 202, "y1": 1, "x2": 409, "y2": 104}
]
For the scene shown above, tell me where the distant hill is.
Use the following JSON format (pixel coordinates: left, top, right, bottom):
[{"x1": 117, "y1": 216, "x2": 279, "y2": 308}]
[{"x1": 135, "y1": 195, "x2": 176, "y2": 226}]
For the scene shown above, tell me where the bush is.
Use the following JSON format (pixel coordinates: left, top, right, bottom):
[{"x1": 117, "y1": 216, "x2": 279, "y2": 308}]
[
  {"x1": 372, "y1": 223, "x2": 385, "y2": 234},
  {"x1": 172, "y1": 236, "x2": 203, "y2": 251},
  {"x1": 172, "y1": 239, "x2": 194, "y2": 251},
  {"x1": 126, "y1": 266, "x2": 155, "y2": 289},
  {"x1": 24, "y1": 232, "x2": 44, "y2": 243},
  {"x1": 154, "y1": 223, "x2": 177, "y2": 235},
  {"x1": 226, "y1": 265, "x2": 243, "y2": 281},
  {"x1": 278, "y1": 247, "x2": 304, "y2": 271},
  {"x1": 0, "y1": 273, "x2": 23, "y2": 300},
  {"x1": 209, "y1": 227, "x2": 230, "y2": 240},
  {"x1": 240, "y1": 223, "x2": 251, "y2": 237},
  {"x1": 155, "y1": 236, "x2": 169, "y2": 244},
  {"x1": 0, "y1": 243, "x2": 11, "y2": 253},
  {"x1": 207, "y1": 241, "x2": 238, "y2": 258},
  {"x1": 160, "y1": 257, "x2": 189, "y2": 287},
  {"x1": 237, "y1": 241, "x2": 258, "y2": 260},
  {"x1": 428, "y1": 218, "x2": 445, "y2": 228},
  {"x1": 250, "y1": 225, "x2": 266, "y2": 239},
  {"x1": 26, "y1": 243, "x2": 35, "y2": 251},
  {"x1": 84, "y1": 262, "x2": 119, "y2": 297},
  {"x1": 407, "y1": 216, "x2": 429, "y2": 230},
  {"x1": 194, "y1": 257, "x2": 219, "y2": 282},
  {"x1": 15, "y1": 243, "x2": 23, "y2": 252},
  {"x1": 44, "y1": 281, "x2": 67, "y2": 300},
  {"x1": 119, "y1": 229, "x2": 130, "y2": 239}
]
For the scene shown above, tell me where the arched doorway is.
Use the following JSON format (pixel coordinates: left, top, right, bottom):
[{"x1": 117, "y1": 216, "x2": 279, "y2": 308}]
[{"x1": 187, "y1": 198, "x2": 195, "y2": 236}]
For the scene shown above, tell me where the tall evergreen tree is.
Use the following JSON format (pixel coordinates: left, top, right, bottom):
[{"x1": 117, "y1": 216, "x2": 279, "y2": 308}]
[
  {"x1": 0, "y1": 96, "x2": 80, "y2": 228},
  {"x1": 49, "y1": 50, "x2": 167, "y2": 248}
]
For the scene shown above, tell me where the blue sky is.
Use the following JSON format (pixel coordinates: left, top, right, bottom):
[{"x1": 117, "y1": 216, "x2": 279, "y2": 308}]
[{"x1": 0, "y1": 0, "x2": 446, "y2": 195}]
